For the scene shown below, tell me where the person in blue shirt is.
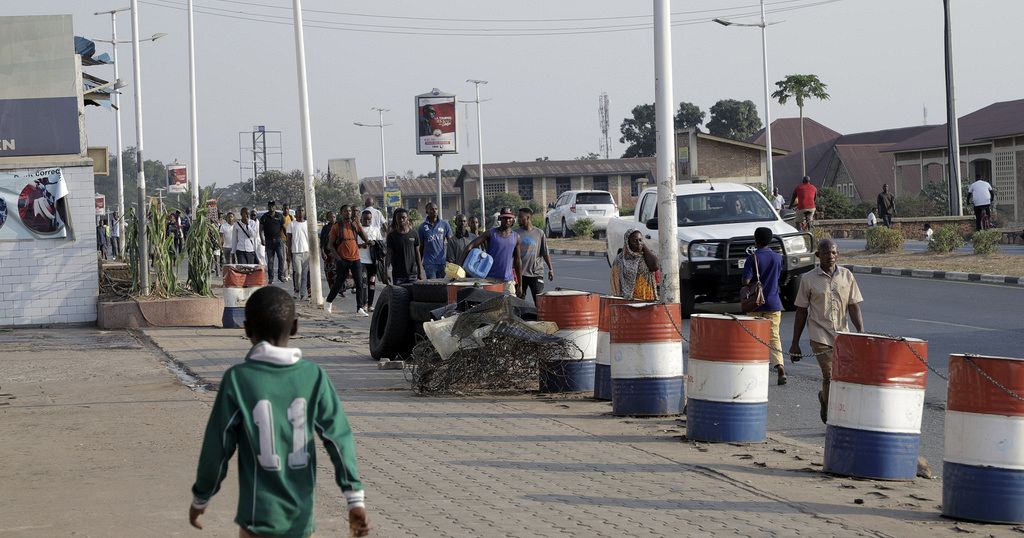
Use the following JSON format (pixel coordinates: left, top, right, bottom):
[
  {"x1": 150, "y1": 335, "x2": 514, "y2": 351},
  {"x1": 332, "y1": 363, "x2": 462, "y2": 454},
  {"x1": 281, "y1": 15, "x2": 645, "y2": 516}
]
[
  {"x1": 418, "y1": 202, "x2": 451, "y2": 279},
  {"x1": 742, "y1": 226, "x2": 787, "y2": 386}
]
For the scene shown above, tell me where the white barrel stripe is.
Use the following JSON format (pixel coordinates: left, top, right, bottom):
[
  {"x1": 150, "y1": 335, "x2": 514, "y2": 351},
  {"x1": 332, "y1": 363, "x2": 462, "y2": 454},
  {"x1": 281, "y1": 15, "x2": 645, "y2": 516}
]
[
  {"x1": 944, "y1": 410, "x2": 1024, "y2": 470},
  {"x1": 596, "y1": 332, "x2": 611, "y2": 366},
  {"x1": 685, "y1": 358, "x2": 768, "y2": 403},
  {"x1": 827, "y1": 381, "x2": 925, "y2": 434},
  {"x1": 223, "y1": 287, "x2": 258, "y2": 309},
  {"x1": 610, "y1": 342, "x2": 683, "y2": 379},
  {"x1": 556, "y1": 328, "x2": 598, "y2": 360}
]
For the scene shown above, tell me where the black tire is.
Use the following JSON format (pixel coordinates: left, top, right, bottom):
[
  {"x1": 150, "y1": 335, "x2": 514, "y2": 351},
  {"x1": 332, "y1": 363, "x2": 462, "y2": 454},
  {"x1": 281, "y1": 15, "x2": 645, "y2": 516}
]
[
  {"x1": 679, "y1": 278, "x2": 696, "y2": 319},
  {"x1": 369, "y1": 285, "x2": 412, "y2": 359},
  {"x1": 781, "y1": 274, "x2": 801, "y2": 311},
  {"x1": 411, "y1": 279, "x2": 449, "y2": 303},
  {"x1": 561, "y1": 218, "x2": 571, "y2": 238},
  {"x1": 409, "y1": 301, "x2": 445, "y2": 322},
  {"x1": 545, "y1": 220, "x2": 555, "y2": 238}
]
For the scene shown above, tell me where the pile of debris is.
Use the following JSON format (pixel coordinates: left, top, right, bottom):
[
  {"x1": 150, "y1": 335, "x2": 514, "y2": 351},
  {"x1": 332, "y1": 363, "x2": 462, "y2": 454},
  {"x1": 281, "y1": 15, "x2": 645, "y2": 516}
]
[{"x1": 409, "y1": 295, "x2": 581, "y2": 395}]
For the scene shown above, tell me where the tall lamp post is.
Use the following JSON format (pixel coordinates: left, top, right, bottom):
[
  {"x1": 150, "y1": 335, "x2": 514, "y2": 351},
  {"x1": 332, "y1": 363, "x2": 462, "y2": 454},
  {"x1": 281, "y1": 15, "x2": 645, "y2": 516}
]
[
  {"x1": 93, "y1": 7, "x2": 165, "y2": 259},
  {"x1": 187, "y1": 0, "x2": 200, "y2": 214},
  {"x1": 714, "y1": 0, "x2": 779, "y2": 196},
  {"x1": 354, "y1": 107, "x2": 392, "y2": 215},
  {"x1": 943, "y1": 0, "x2": 963, "y2": 216},
  {"x1": 129, "y1": 0, "x2": 154, "y2": 294},
  {"x1": 462, "y1": 80, "x2": 488, "y2": 220},
  {"x1": 653, "y1": 0, "x2": 680, "y2": 304}
]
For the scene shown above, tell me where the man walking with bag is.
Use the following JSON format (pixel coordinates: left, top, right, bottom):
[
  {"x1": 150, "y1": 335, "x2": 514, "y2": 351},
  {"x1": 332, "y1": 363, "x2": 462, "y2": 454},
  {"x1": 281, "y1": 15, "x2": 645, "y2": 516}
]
[{"x1": 741, "y1": 227, "x2": 786, "y2": 385}]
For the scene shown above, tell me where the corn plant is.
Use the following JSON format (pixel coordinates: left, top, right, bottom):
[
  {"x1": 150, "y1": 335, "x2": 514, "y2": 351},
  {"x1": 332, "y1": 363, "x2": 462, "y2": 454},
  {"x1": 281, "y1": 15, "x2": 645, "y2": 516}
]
[
  {"x1": 185, "y1": 193, "x2": 217, "y2": 296},
  {"x1": 146, "y1": 198, "x2": 179, "y2": 297}
]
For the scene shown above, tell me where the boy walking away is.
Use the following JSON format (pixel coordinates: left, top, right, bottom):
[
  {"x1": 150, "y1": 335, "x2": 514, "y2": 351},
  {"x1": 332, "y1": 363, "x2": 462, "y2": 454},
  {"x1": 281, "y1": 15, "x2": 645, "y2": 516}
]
[
  {"x1": 789, "y1": 239, "x2": 864, "y2": 424},
  {"x1": 325, "y1": 205, "x2": 370, "y2": 316},
  {"x1": 188, "y1": 286, "x2": 370, "y2": 537},
  {"x1": 418, "y1": 201, "x2": 451, "y2": 279},
  {"x1": 386, "y1": 208, "x2": 423, "y2": 285},
  {"x1": 288, "y1": 208, "x2": 311, "y2": 301},
  {"x1": 358, "y1": 210, "x2": 384, "y2": 312},
  {"x1": 515, "y1": 207, "x2": 554, "y2": 303},
  {"x1": 742, "y1": 227, "x2": 786, "y2": 385}
]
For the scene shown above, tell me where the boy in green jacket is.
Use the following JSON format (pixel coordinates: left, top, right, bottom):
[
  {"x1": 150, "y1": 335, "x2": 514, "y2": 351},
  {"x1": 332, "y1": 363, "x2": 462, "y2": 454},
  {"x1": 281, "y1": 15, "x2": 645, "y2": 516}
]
[{"x1": 188, "y1": 286, "x2": 370, "y2": 537}]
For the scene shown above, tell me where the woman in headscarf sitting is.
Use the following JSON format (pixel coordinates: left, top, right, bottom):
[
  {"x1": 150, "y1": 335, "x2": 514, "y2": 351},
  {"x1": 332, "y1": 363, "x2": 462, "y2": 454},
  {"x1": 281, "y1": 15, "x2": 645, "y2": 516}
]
[{"x1": 610, "y1": 229, "x2": 659, "y2": 301}]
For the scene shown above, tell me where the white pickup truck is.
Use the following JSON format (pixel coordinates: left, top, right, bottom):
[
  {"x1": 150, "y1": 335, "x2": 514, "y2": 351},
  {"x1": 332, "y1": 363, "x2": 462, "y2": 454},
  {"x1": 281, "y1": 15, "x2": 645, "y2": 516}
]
[{"x1": 606, "y1": 182, "x2": 815, "y2": 317}]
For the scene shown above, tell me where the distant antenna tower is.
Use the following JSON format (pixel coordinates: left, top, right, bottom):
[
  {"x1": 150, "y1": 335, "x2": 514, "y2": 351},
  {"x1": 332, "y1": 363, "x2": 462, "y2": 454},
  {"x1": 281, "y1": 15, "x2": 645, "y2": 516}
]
[{"x1": 598, "y1": 92, "x2": 610, "y2": 159}]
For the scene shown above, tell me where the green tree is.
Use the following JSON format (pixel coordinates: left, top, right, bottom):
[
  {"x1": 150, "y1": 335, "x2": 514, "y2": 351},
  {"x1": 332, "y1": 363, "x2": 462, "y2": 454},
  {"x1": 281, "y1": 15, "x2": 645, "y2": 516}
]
[
  {"x1": 466, "y1": 192, "x2": 541, "y2": 222},
  {"x1": 706, "y1": 99, "x2": 763, "y2": 141},
  {"x1": 94, "y1": 147, "x2": 168, "y2": 213},
  {"x1": 771, "y1": 74, "x2": 831, "y2": 176},
  {"x1": 576, "y1": 152, "x2": 601, "y2": 160},
  {"x1": 814, "y1": 187, "x2": 852, "y2": 219},
  {"x1": 675, "y1": 101, "x2": 705, "y2": 129}
]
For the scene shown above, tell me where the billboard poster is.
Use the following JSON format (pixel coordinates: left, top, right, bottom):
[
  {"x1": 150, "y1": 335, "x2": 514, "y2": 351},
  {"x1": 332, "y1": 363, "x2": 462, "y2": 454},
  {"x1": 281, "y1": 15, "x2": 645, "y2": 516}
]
[
  {"x1": 95, "y1": 193, "x2": 105, "y2": 216},
  {"x1": 167, "y1": 165, "x2": 188, "y2": 194},
  {"x1": 384, "y1": 188, "x2": 402, "y2": 208},
  {"x1": 415, "y1": 91, "x2": 457, "y2": 155},
  {"x1": 0, "y1": 167, "x2": 70, "y2": 241},
  {"x1": 206, "y1": 199, "x2": 218, "y2": 219}
]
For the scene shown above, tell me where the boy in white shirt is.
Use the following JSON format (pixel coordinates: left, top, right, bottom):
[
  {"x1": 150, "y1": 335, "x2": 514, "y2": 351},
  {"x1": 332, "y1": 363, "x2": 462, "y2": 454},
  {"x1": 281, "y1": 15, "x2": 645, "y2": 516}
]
[{"x1": 358, "y1": 210, "x2": 385, "y2": 312}]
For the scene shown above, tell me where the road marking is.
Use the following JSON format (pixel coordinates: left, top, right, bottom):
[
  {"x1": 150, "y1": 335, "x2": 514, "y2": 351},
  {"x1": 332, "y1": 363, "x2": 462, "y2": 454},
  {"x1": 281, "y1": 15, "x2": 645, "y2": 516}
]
[{"x1": 907, "y1": 318, "x2": 997, "y2": 331}]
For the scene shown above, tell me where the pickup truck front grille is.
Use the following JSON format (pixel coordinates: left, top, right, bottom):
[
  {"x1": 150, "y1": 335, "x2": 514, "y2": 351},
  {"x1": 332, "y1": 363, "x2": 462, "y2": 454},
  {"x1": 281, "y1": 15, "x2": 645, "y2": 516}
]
[{"x1": 722, "y1": 239, "x2": 783, "y2": 259}]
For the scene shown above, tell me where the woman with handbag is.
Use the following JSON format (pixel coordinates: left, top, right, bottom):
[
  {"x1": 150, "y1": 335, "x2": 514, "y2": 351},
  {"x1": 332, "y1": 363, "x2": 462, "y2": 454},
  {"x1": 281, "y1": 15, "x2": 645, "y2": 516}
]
[
  {"x1": 610, "y1": 229, "x2": 659, "y2": 301},
  {"x1": 741, "y1": 227, "x2": 786, "y2": 385}
]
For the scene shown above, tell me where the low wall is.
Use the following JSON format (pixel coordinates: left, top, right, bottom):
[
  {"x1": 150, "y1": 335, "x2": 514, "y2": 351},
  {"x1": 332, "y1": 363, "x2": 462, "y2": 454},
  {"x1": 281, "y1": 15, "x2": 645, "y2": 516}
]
[
  {"x1": 815, "y1": 216, "x2": 976, "y2": 241},
  {"x1": 98, "y1": 297, "x2": 223, "y2": 329}
]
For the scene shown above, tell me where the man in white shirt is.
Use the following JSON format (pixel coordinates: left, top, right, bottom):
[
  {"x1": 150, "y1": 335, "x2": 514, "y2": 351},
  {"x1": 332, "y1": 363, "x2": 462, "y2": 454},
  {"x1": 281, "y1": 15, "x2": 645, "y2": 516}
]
[
  {"x1": 287, "y1": 208, "x2": 311, "y2": 300},
  {"x1": 967, "y1": 174, "x2": 995, "y2": 231},
  {"x1": 234, "y1": 207, "x2": 259, "y2": 264},
  {"x1": 219, "y1": 212, "x2": 236, "y2": 265},
  {"x1": 363, "y1": 197, "x2": 387, "y2": 233},
  {"x1": 109, "y1": 211, "x2": 122, "y2": 260},
  {"x1": 358, "y1": 209, "x2": 385, "y2": 312},
  {"x1": 772, "y1": 187, "x2": 785, "y2": 211}
]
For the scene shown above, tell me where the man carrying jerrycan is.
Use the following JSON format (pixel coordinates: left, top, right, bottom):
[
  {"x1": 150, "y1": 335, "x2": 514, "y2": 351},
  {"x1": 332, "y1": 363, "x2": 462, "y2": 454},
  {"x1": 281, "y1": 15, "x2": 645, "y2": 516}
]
[{"x1": 459, "y1": 207, "x2": 523, "y2": 295}]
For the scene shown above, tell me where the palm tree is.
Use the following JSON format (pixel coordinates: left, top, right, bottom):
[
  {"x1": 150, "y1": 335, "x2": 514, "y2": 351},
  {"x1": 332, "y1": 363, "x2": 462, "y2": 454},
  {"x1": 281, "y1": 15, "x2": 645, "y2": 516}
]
[{"x1": 771, "y1": 74, "x2": 830, "y2": 177}]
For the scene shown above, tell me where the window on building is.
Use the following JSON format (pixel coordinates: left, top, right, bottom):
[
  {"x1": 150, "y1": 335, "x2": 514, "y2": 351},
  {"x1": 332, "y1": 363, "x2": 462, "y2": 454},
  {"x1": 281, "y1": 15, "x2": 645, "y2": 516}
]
[
  {"x1": 517, "y1": 178, "x2": 534, "y2": 200},
  {"x1": 593, "y1": 175, "x2": 608, "y2": 191},
  {"x1": 556, "y1": 177, "x2": 571, "y2": 195},
  {"x1": 484, "y1": 181, "x2": 505, "y2": 196}
]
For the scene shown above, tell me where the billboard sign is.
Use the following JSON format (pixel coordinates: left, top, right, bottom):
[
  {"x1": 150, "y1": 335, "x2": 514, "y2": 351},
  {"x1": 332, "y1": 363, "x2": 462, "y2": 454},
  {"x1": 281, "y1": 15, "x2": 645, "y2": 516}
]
[
  {"x1": 384, "y1": 188, "x2": 402, "y2": 208},
  {"x1": 166, "y1": 165, "x2": 188, "y2": 194},
  {"x1": 95, "y1": 193, "x2": 105, "y2": 216},
  {"x1": 415, "y1": 90, "x2": 457, "y2": 155},
  {"x1": 0, "y1": 167, "x2": 70, "y2": 241}
]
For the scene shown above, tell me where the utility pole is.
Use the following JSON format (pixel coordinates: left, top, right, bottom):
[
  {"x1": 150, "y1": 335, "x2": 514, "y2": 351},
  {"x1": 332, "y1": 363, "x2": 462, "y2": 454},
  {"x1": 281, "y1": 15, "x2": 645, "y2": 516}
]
[
  {"x1": 187, "y1": 0, "x2": 200, "y2": 214},
  {"x1": 290, "y1": 0, "x2": 324, "y2": 304},
  {"x1": 759, "y1": 0, "x2": 775, "y2": 196},
  {"x1": 355, "y1": 108, "x2": 392, "y2": 217},
  {"x1": 653, "y1": 0, "x2": 680, "y2": 304},
  {"x1": 130, "y1": 0, "x2": 149, "y2": 294},
  {"x1": 94, "y1": 7, "x2": 130, "y2": 258},
  {"x1": 463, "y1": 80, "x2": 488, "y2": 220},
  {"x1": 943, "y1": 0, "x2": 963, "y2": 216}
]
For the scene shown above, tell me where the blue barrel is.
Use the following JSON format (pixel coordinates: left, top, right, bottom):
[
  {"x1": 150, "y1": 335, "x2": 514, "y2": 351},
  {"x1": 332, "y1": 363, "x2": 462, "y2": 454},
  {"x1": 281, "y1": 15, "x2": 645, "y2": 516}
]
[
  {"x1": 610, "y1": 303, "x2": 683, "y2": 416},
  {"x1": 686, "y1": 314, "x2": 770, "y2": 442},
  {"x1": 537, "y1": 291, "x2": 599, "y2": 393},
  {"x1": 824, "y1": 333, "x2": 928, "y2": 480},
  {"x1": 943, "y1": 353, "x2": 1024, "y2": 524}
]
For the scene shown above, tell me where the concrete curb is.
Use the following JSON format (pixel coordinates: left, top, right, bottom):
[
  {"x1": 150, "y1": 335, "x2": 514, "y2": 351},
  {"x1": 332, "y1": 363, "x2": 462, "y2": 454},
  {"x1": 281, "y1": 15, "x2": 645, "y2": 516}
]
[{"x1": 550, "y1": 249, "x2": 1024, "y2": 288}]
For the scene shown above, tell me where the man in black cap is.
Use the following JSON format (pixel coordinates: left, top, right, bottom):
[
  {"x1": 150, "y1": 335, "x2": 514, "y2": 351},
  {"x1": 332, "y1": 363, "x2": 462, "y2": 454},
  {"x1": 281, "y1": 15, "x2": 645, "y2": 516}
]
[{"x1": 259, "y1": 200, "x2": 286, "y2": 283}]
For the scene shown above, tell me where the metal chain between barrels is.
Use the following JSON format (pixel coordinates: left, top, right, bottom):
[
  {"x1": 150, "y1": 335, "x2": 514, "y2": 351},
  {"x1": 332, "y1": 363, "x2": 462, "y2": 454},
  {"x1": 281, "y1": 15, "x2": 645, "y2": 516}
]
[
  {"x1": 862, "y1": 330, "x2": 948, "y2": 382},
  {"x1": 723, "y1": 314, "x2": 830, "y2": 360},
  {"x1": 962, "y1": 354, "x2": 1024, "y2": 402}
]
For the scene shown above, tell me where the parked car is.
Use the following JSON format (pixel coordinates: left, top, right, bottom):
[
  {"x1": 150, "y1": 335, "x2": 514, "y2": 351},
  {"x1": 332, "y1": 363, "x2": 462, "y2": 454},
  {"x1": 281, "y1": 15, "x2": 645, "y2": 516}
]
[
  {"x1": 544, "y1": 190, "x2": 619, "y2": 238},
  {"x1": 606, "y1": 182, "x2": 815, "y2": 317}
]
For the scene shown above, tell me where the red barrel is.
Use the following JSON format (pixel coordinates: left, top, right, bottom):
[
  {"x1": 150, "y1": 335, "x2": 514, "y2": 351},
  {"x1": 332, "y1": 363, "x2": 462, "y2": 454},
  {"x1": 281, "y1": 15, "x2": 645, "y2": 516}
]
[
  {"x1": 537, "y1": 290, "x2": 600, "y2": 392},
  {"x1": 447, "y1": 279, "x2": 505, "y2": 304},
  {"x1": 537, "y1": 290, "x2": 599, "y2": 329},
  {"x1": 595, "y1": 296, "x2": 635, "y2": 400},
  {"x1": 609, "y1": 303, "x2": 683, "y2": 416}
]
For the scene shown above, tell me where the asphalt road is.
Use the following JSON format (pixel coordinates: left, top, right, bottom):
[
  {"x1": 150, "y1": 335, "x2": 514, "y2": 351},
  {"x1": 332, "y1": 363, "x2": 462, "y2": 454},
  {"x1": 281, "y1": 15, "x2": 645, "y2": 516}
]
[{"x1": 545, "y1": 254, "x2": 1024, "y2": 475}]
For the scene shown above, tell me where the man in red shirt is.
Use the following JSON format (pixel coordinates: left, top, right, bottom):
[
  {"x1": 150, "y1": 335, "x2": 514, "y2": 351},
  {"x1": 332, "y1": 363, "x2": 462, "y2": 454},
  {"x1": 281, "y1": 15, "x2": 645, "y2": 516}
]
[
  {"x1": 790, "y1": 176, "x2": 817, "y2": 230},
  {"x1": 325, "y1": 204, "x2": 371, "y2": 316}
]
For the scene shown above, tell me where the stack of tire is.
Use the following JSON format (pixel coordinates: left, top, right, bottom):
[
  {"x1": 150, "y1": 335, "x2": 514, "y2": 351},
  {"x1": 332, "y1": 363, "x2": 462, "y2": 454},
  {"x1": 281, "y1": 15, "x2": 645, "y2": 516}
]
[
  {"x1": 369, "y1": 280, "x2": 448, "y2": 360},
  {"x1": 221, "y1": 265, "x2": 267, "y2": 328}
]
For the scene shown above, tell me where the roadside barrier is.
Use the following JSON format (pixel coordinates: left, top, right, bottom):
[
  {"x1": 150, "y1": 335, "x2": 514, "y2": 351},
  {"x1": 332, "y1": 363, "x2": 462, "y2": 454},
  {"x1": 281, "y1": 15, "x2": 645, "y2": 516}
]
[
  {"x1": 595, "y1": 295, "x2": 634, "y2": 400},
  {"x1": 943, "y1": 353, "x2": 1024, "y2": 524},
  {"x1": 447, "y1": 280, "x2": 504, "y2": 304},
  {"x1": 687, "y1": 313, "x2": 770, "y2": 442},
  {"x1": 537, "y1": 290, "x2": 599, "y2": 392},
  {"x1": 824, "y1": 332, "x2": 928, "y2": 480},
  {"x1": 221, "y1": 264, "x2": 265, "y2": 328},
  {"x1": 610, "y1": 302, "x2": 683, "y2": 416}
]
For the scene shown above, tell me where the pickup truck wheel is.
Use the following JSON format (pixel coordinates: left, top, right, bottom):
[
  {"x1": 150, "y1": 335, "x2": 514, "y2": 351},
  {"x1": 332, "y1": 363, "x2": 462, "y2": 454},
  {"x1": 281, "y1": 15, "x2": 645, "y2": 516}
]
[
  {"x1": 781, "y1": 274, "x2": 801, "y2": 311},
  {"x1": 545, "y1": 220, "x2": 555, "y2": 238},
  {"x1": 561, "y1": 218, "x2": 571, "y2": 238},
  {"x1": 679, "y1": 279, "x2": 696, "y2": 319}
]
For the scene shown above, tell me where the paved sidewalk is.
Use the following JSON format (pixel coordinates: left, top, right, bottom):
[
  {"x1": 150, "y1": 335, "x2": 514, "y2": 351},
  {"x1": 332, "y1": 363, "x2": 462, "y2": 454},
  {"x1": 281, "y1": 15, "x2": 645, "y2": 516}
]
[{"x1": 131, "y1": 294, "x2": 1015, "y2": 537}]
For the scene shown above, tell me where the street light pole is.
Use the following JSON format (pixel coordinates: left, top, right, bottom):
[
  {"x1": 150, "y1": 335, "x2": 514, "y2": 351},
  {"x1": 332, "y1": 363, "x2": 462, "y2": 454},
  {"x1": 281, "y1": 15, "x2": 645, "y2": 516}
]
[
  {"x1": 465, "y1": 80, "x2": 488, "y2": 220},
  {"x1": 354, "y1": 109, "x2": 392, "y2": 217},
  {"x1": 943, "y1": 0, "x2": 963, "y2": 216},
  {"x1": 290, "y1": 0, "x2": 324, "y2": 304},
  {"x1": 95, "y1": 7, "x2": 130, "y2": 258},
  {"x1": 653, "y1": 0, "x2": 680, "y2": 304},
  {"x1": 187, "y1": 0, "x2": 200, "y2": 214},
  {"x1": 129, "y1": 0, "x2": 149, "y2": 294}
]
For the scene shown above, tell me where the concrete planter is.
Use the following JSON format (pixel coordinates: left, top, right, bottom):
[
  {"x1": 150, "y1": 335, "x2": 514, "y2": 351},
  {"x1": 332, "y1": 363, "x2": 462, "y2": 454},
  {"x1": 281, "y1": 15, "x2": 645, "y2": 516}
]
[{"x1": 98, "y1": 296, "x2": 223, "y2": 329}]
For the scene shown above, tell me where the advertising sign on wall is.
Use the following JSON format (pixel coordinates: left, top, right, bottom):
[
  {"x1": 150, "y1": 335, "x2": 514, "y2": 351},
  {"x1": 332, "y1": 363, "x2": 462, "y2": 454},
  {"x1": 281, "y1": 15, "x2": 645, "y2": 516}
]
[
  {"x1": 384, "y1": 188, "x2": 403, "y2": 208},
  {"x1": 0, "y1": 167, "x2": 70, "y2": 240},
  {"x1": 415, "y1": 90, "x2": 457, "y2": 155},
  {"x1": 167, "y1": 165, "x2": 188, "y2": 194},
  {"x1": 95, "y1": 193, "x2": 105, "y2": 216}
]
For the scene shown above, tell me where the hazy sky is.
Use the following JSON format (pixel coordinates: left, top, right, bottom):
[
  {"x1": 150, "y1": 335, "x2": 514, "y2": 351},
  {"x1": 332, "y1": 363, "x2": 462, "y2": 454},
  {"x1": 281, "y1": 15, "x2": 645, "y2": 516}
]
[{"x1": 11, "y1": 1, "x2": 1024, "y2": 187}]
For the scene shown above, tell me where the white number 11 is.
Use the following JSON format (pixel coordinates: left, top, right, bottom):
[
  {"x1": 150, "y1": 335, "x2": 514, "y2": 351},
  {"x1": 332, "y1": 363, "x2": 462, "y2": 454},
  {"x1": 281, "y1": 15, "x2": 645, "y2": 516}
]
[{"x1": 252, "y1": 398, "x2": 309, "y2": 470}]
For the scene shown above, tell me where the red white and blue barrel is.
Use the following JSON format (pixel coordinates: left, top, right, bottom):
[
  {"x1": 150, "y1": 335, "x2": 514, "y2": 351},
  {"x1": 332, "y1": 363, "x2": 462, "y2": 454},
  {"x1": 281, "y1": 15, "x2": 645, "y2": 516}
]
[
  {"x1": 686, "y1": 314, "x2": 770, "y2": 442},
  {"x1": 824, "y1": 332, "x2": 928, "y2": 480},
  {"x1": 943, "y1": 353, "x2": 1024, "y2": 524},
  {"x1": 595, "y1": 296, "x2": 634, "y2": 400},
  {"x1": 537, "y1": 290, "x2": 599, "y2": 393},
  {"x1": 221, "y1": 265, "x2": 265, "y2": 328},
  {"x1": 609, "y1": 303, "x2": 683, "y2": 416}
]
